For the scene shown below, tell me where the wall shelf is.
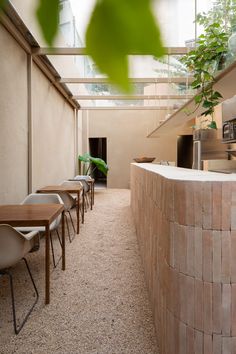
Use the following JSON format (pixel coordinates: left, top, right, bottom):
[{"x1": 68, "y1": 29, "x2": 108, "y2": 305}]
[{"x1": 148, "y1": 60, "x2": 236, "y2": 138}]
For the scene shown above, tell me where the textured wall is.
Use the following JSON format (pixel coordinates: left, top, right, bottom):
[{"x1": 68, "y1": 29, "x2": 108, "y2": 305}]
[
  {"x1": 32, "y1": 64, "x2": 76, "y2": 190},
  {"x1": 84, "y1": 109, "x2": 177, "y2": 188},
  {"x1": 0, "y1": 23, "x2": 28, "y2": 204},
  {"x1": 0, "y1": 22, "x2": 76, "y2": 203},
  {"x1": 131, "y1": 163, "x2": 236, "y2": 354}
]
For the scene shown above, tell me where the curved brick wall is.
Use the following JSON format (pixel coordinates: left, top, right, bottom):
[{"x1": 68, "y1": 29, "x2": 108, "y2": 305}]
[{"x1": 131, "y1": 163, "x2": 236, "y2": 354}]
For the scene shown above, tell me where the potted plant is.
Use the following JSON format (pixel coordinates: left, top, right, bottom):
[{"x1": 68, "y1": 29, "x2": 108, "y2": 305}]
[
  {"x1": 181, "y1": 21, "x2": 229, "y2": 130},
  {"x1": 78, "y1": 153, "x2": 109, "y2": 177}
]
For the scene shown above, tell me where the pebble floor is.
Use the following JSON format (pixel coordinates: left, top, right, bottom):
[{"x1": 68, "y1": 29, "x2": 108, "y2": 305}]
[{"x1": 0, "y1": 189, "x2": 159, "y2": 354}]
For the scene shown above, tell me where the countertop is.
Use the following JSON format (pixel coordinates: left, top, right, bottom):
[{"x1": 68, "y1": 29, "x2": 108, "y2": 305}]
[{"x1": 132, "y1": 163, "x2": 236, "y2": 181}]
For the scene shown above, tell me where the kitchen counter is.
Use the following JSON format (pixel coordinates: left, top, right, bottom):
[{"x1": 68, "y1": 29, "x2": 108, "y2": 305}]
[
  {"x1": 130, "y1": 163, "x2": 236, "y2": 354},
  {"x1": 134, "y1": 162, "x2": 236, "y2": 180}
]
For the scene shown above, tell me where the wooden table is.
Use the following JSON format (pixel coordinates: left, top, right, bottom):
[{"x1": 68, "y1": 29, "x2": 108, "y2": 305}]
[
  {"x1": 0, "y1": 204, "x2": 64, "y2": 305},
  {"x1": 69, "y1": 178, "x2": 95, "y2": 210},
  {"x1": 37, "y1": 184, "x2": 83, "y2": 234}
]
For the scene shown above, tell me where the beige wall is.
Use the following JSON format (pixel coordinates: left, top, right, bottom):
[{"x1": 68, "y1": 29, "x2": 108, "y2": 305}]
[
  {"x1": 0, "y1": 23, "x2": 77, "y2": 203},
  {"x1": 31, "y1": 64, "x2": 75, "y2": 190},
  {"x1": 83, "y1": 109, "x2": 177, "y2": 188},
  {"x1": 0, "y1": 23, "x2": 28, "y2": 203}
]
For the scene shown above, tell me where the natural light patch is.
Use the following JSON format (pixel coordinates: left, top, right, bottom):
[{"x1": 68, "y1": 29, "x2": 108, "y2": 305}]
[{"x1": 85, "y1": 0, "x2": 164, "y2": 92}]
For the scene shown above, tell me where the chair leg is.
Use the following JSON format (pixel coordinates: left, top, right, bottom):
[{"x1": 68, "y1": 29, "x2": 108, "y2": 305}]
[
  {"x1": 65, "y1": 214, "x2": 72, "y2": 243},
  {"x1": 68, "y1": 210, "x2": 76, "y2": 234},
  {"x1": 50, "y1": 231, "x2": 62, "y2": 268},
  {"x1": 49, "y1": 232, "x2": 56, "y2": 268},
  {"x1": 56, "y1": 229, "x2": 62, "y2": 247},
  {"x1": 0, "y1": 258, "x2": 38, "y2": 335},
  {"x1": 86, "y1": 194, "x2": 90, "y2": 210}
]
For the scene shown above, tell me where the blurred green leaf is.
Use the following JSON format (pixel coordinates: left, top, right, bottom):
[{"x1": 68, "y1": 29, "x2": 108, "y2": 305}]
[
  {"x1": 0, "y1": 0, "x2": 7, "y2": 11},
  {"x1": 86, "y1": 0, "x2": 164, "y2": 92},
  {"x1": 36, "y1": 0, "x2": 60, "y2": 46}
]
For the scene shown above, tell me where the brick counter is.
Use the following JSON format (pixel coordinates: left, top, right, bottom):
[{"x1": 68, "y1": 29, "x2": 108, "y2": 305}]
[{"x1": 130, "y1": 163, "x2": 236, "y2": 354}]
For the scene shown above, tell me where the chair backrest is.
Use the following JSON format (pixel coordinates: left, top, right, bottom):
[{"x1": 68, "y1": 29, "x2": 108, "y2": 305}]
[
  {"x1": 21, "y1": 193, "x2": 63, "y2": 205},
  {"x1": 21, "y1": 193, "x2": 63, "y2": 228},
  {"x1": 0, "y1": 225, "x2": 29, "y2": 269},
  {"x1": 60, "y1": 180, "x2": 87, "y2": 192},
  {"x1": 74, "y1": 175, "x2": 92, "y2": 181},
  {"x1": 57, "y1": 191, "x2": 76, "y2": 211},
  {"x1": 78, "y1": 180, "x2": 90, "y2": 193}
]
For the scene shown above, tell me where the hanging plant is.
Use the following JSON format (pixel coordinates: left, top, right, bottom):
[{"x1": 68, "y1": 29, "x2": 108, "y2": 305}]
[{"x1": 181, "y1": 22, "x2": 229, "y2": 129}]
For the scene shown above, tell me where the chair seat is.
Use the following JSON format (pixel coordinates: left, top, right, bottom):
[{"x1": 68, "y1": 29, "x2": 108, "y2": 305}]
[{"x1": 16, "y1": 219, "x2": 58, "y2": 233}]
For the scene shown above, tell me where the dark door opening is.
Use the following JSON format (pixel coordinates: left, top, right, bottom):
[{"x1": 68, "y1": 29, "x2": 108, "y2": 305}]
[
  {"x1": 177, "y1": 135, "x2": 193, "y2": 169},
  {"x1": 89, "y1": 137, "x2": 107, "y2": 187}
]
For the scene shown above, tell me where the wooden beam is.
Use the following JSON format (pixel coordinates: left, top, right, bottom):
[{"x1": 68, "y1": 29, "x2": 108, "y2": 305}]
[
  {"x1": 73, "y1": 95, "x2": 191, "y2": 100},
  {"x1": 32, "y1": 47, "x2": 189, "y2": 56},
  {"x1": 59, "y1": 77, "x2": 193, "y2": 84},
  {"x1": 79, "y1": 106, "x2": 179, "y2": 110}
]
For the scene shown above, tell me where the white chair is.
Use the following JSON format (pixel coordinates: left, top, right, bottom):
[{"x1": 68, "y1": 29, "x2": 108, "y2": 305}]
[
  {"x1": 17, "y1": 193, "x2": 64, "y2": 268},
  {"x1": 66, "y1": 178, "x2": 91, "y2": 211},
  {"x1": 59, "y1": 180, "x2": 84, "y2": 216},
  {"x1": 0, "y1": 224, "x2": 39, "y2": 334},
  {"x1": 55, "y1": 191, "x2": 76, "y2": 242}
]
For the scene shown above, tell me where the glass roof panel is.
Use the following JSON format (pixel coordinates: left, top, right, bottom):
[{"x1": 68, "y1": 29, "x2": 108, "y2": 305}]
[
  {"x1": 47, "y1": 55, "x2": 190, "y2": 79},
  {"x1": 155, "y1": 0, "x2": 195, "y2": 47},
  {"x1": 77, "y1": 98, "x2": 188, "y2": 109},
  {"x1": 67, "y1": 83, "x2": 194, "y2": 97}
]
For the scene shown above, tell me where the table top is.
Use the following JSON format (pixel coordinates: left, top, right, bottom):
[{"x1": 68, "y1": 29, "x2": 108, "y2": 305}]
[
  {"x1": 38, "y1": 184, "x2": 83, "y2": 193},
  {"x1": 68, "y1": 178, "x2": 95, "y2": 183},
  {"x1": 0, "y1": 204, "x2": 64, "y2": 227}
]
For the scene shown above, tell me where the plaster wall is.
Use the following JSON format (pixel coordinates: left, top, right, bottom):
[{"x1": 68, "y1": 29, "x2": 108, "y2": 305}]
[
  {"x1": 0, "y1": 21, "x2": 77, "y2": 203},
  {"x1": 0, "y1": 23, "x2": 28, "y2": 204},
  {"x1": 31, "y1": 64, "x2": 76, "y2": 190},
  {"x1": 83, "y1": 109, "x2": 177, "y2": 188}
]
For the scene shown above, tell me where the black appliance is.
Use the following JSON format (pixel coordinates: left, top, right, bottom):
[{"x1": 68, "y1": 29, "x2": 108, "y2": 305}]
[{"x1": 222, "y1": 119, "x2": 236, "y2": 143}]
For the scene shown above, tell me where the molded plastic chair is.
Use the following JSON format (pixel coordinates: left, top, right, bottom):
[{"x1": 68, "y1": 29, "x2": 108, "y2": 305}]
[
  {"x1": 56, "y1": 191, "x2": 76, "y2": 242},
  {"x1": 64, "y1": 179, "x2": 90, "y2": 211},
  {"x1": 59, "y1": 180, "x2": 84, "y2": 216},
  {"x1": 17, "y1": 193, "x2": 63, "y2": 267},
  {"x1": 0, "y1": 224, "x2": 39, "y2": 334}
]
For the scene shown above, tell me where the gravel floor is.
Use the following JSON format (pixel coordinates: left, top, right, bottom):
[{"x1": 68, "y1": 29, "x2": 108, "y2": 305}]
[{"x1": 0, "y1": 189, "x2": 159, "y2": 354}]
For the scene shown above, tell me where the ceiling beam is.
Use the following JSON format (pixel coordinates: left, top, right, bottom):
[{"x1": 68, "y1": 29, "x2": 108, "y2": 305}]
[
  {"x1": 73, "y1": 95, "x2": 192, "y2": 100},
  {"x1": 32, "y1": 47, "x2": 189, "y2": 56},
  {"x1": 79, "y1": 106, "x2": 179, "y2": 110},
  {"x1": 60, "y1": 77, "x2": 193, "y2": 84}
]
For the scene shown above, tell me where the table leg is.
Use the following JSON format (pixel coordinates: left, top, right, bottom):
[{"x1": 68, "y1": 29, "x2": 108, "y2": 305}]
[
  {"x1": 62, "y1": 210, "x2": 65, "y2": 270},
  {"x1": 82, "y1": 189, "x2": 85, "y2": 223},
  {"x1": 92, "y1": 181, "x2": 95, "y2": 205},
  {"x1": 45, "y1": 224, "x2": 50, "y2": 305},
  {"x1": 76, "y1": 192, "x2": 80, "y2": 234},
  {"x1": 90, "y1": 183, "x2": 93, "y2": 210}
]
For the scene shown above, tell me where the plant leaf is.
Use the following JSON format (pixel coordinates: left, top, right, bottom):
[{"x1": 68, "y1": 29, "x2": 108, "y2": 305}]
[
  {"x1": 90, "y1": 157, "x2": 109, "y2": 176},
  {"x1": 195, "y1": 94, "x2": 203, "y2": 104},
  {"x1": 36, "y1": 0, "x2": 60, "y2": 46},
  {"x1": 79, "y1": 153, "x2": 109, "y2": 176},
  {"x1": 78, "y1": 153, "x2": 91, "y2": 163},
  {"x1": 208, "y1": 120, "x2": 217, "y2": 129},
  {"x1": 0, "y1": 0, "x2": 7, "y2": 11},
  {"x1": 85, "y1": 0, "x2": 164, "y2": 92}
]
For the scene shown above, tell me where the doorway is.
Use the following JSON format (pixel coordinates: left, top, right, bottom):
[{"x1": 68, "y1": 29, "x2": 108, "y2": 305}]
[
  {"x1": 177, "y1": 135, "x2": 193, "y2": 169},
  {"x1": 89, "y1": 137, "x2": 107, "y2": 187}
]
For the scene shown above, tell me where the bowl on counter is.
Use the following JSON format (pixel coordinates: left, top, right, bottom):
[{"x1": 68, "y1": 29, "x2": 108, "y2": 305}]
[{"x1": 133, "y1": 157, "x2": 156, "y2": 163}]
